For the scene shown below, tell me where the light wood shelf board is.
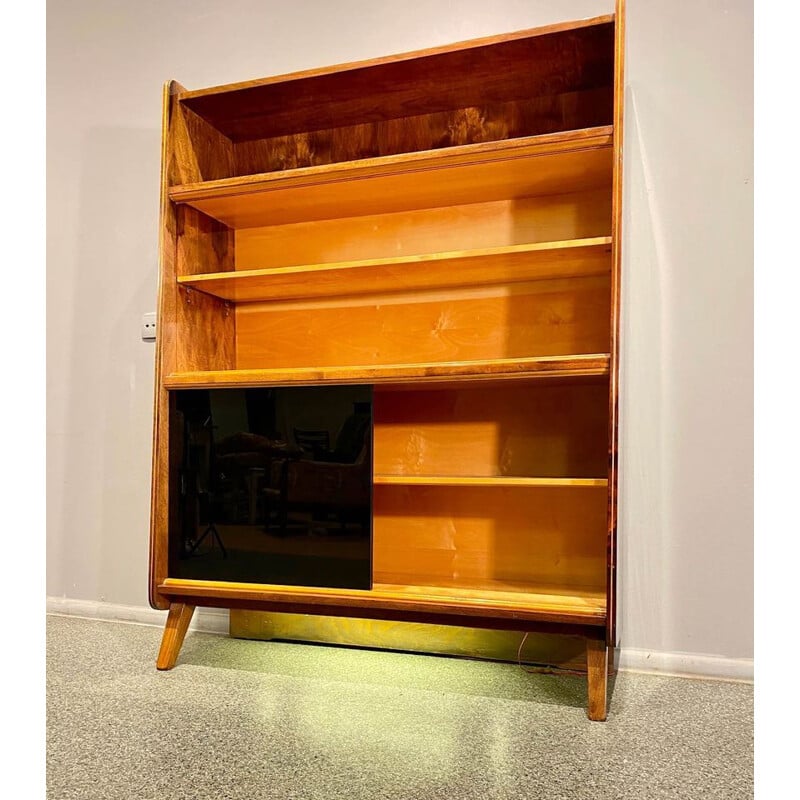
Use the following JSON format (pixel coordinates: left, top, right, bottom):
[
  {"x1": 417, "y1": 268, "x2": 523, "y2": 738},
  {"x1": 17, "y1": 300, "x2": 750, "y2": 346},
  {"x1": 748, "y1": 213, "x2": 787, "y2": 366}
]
[
  {"x1": 177, "y1": 237, "x2": 612, "y2": 303},
  {"x1": 375, "y1": 580, "x2": 606, "y2": 616},
  {"x1": 159, "y1": 578, "x2": 607, "y2": 626},
  {"x1": 169, "y1": 127, "x2": 613, "y2": 227},
  {"x1": 164, "y1": 353, "x2": 611, "y2": 390},
  {"x1": 373, "y1": 475, "x2": 608, "y2": 488}
]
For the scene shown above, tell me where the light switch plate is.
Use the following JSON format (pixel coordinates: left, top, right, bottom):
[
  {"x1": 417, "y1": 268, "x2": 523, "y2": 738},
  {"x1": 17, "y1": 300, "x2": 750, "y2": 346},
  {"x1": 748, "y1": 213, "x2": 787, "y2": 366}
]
[{"x1": 141, "y1": 312, "x2": 157, "y2": 341}]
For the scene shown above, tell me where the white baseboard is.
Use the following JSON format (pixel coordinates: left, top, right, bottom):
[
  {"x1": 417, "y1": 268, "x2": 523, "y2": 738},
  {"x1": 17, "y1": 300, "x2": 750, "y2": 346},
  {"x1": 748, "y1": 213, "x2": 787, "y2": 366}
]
[
  {"x1": 46, "y1": 596, "x2": 228, "y2": 635},
  {"x1": 46, "y1": 597, "x2": 753, "y2": 682},
  {"x1": 618, "y1": 647, "x2": 753, "y2": 682}
]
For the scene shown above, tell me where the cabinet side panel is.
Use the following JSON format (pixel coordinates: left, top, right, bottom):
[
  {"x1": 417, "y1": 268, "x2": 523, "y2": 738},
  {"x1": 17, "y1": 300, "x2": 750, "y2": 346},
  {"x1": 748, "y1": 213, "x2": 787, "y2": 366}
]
[
  {"x1": 150, "y1": 84, "x2": 237, "y2": 609},
  {"x1": 175, "y1": 206, "x2": 236, "y2": 372},
  {"x1": 607, "y1": 1, "x2": 626, "y2": 646},
  {"x1": 170, "y1": 103, "x2": 236, "y2": 183},
  {"x1": 150, "y1": 81, "x2": 183, "y2": 609}
]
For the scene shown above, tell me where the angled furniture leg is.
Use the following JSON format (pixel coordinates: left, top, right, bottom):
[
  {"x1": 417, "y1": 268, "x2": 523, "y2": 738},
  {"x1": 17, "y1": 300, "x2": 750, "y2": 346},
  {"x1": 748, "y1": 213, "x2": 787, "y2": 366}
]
[{"x1": 156, "y1": 602, "x2": 196, "y2": 670}]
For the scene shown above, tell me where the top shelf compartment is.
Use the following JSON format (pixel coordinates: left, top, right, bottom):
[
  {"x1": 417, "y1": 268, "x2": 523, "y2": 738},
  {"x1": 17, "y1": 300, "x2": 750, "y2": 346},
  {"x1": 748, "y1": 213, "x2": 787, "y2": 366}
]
[
  {"x1": 166, "y1": 16, "x2": 615, "y2": 190},
  {"x1": 179, "y1": 16, "x2": 614, "y2": 143},
  {"x1": 169, "y1": 126, "x2": 613, "y2": 228}
]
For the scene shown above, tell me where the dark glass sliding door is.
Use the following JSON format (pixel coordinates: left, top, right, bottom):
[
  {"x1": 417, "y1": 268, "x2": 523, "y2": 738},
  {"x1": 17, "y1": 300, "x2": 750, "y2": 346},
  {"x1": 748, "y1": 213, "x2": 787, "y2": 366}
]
[{"x1": 168, "y1": 386, "x2": 372, "y2": 590}]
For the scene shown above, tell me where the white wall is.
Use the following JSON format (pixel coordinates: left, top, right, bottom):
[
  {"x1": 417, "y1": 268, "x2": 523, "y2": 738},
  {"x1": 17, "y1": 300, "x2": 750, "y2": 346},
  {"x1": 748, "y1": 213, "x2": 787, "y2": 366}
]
[{"x1": 47, "y1": 0, "x2": 753, "y2": 662}]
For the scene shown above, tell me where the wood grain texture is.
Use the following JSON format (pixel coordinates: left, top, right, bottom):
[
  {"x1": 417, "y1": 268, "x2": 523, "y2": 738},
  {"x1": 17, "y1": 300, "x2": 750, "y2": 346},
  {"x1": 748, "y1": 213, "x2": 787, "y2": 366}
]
[
  {"x1": 180, "y1": 16, "x2": 613, "y2": 103},
  {"x1": 234, "y1": 190, "x2": 612, "y2": 271},
  {"x1": 373, "y1": 382, "x2": 609, "y2": 479},
  {"x1": 231, "y1": 89, "x2": 612, "y2": 173},
  {"x1": 164, "y1": 354, "x2": 610, "y2": 389},
  {"x1": 150, "y1": 83, "x2": 238, "y2": 612},
  {"x1": 235, "y1": 277, "x2": 611, "y2": 369},
  {"x1": 586, "y1": 636, "x2": 609, "y2": 721},
  {"x1": 373, "y1": 476, "x2": 607, "y2": 487},
  {"x1": 170, "y1": 127, "x2": 613, "y2": 228},
  {"x1": 167, "y1": 99, "x2": 235, "y2": 185},
  {"x1": 159, "y1": 578, "x2": 606, "y2": 627},
  {"x1": 175, "y1": 205, "x2": 235, "y2": 277},
  {"x1": 174, "y1": 206, "x2": 236, "y2": 372},
  {"x1": 149, "y1": 80, "x2": 183, "y2": 611},
  {"x1": 373, "y1": 484, "x2": 607, "y2": 591},
  {"x1": 179, "y1": 238, "x2": 611, "y2": 303},
  {"x1": 156, "y1": 602, "x2": 196, "y2": 670},
  {"x1": 181, "y1": 20, "x2": 613, "y2": 142}
]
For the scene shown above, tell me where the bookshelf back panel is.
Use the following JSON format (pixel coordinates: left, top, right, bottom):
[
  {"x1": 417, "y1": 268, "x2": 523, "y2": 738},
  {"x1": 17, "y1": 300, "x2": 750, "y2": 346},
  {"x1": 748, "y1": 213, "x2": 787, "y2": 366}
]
[
  {"x1": 231, "y1": 91, "x2": 612, "y2": 175},
  {"x1": 372, "y1": 484, "x2": 607, "y2": 589},
  {"x1": 234, "y1": 191, "x2": 612, "y2": 271},
  {"x1": 373, "y1": 382, "x2": 608, "y2": 479},
  {"x1": 182, "y1": 20, "x2": 614, "y2": 148},
  {"x1": 235, "y1": 277, "x2": 611, "y2": 370}
]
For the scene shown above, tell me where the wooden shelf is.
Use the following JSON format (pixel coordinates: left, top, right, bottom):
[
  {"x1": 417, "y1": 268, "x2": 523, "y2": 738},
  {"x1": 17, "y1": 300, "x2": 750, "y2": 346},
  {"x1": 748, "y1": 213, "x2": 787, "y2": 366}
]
[
  {"x1": 374, "y1": 475, "x2": 607, "y2": 488},
  {"x1": 178, "y1": 237, "x2": 612, "y2": 303},
  {"x1": 164, "y1": 353, "x2": 610, "y2": 390},
  {"x1": 374, "y1": 581, "x2": 606, "y2": 623},
  {"x1": 160, "y1": 578, "x2": 606, "y2": 626},
  {"x1": 169, "y1": 126, "x2": 613, "y2": 228}
]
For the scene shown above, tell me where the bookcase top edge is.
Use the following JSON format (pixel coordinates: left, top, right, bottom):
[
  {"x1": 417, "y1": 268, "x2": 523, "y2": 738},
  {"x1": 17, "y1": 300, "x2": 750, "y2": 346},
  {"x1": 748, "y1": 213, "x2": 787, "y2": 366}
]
[{"x1": 175, "y1": 13, "x2": 615, "y2": 102}]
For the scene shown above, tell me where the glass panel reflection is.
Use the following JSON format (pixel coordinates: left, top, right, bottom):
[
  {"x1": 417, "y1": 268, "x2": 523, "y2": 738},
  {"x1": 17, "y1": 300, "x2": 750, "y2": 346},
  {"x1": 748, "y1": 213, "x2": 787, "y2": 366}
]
[{"x1": 169, "y1": 386, "x2": 372, "y2": 589}]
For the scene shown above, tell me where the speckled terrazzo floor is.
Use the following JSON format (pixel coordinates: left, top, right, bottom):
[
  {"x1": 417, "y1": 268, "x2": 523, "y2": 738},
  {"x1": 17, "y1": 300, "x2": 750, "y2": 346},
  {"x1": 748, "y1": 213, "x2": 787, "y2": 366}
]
[{"x1": 46, "y1": 615, "x2": 753, "y2": 800}]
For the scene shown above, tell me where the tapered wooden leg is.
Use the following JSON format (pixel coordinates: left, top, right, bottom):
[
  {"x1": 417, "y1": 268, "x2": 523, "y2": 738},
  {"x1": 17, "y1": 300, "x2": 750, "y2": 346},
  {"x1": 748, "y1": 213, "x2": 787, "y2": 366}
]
[
  {"x1": 156, "y1": 602, "x2": 195, "y2": 670},
  {"x1": 586, "y1": 637, "x2": 609, "y2": 721}
]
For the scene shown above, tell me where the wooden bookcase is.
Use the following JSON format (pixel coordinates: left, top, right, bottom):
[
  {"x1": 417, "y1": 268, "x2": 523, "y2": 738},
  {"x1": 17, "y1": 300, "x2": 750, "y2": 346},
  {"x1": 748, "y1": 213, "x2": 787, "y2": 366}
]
[{"x1": 150, "y1": 6, "x2": 625, "y2": 721}]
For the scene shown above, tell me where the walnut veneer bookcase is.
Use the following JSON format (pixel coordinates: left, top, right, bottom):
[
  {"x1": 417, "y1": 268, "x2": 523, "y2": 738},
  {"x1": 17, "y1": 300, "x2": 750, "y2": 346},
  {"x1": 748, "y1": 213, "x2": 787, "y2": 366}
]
[{"x1": 149, "y1": 5, "x2": 625, "y2": 721}]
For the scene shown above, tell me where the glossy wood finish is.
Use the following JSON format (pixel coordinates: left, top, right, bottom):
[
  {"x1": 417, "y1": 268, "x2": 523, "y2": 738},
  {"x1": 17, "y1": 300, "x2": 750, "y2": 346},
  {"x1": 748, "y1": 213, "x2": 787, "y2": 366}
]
[
  {"x1": 373, "y1": 382, "x2": 609, "y2": 479},
  {"x1": 373, "y1": 475, "x2": 607, "y2": 488},
  {"x1": 178, "y1": 237, "x2": 611, "y2": 303},
  {"x1": 375, "y1": 582, "x2": 605, "y2": 622},
  {"x1": 231, "y1": 91, "x2": 613, "y2": 175},
  {"x1": 156, "y1": 602, "x2": 196, "y2": 670},
  {"x1": 159, "y1": 578, "x2": 605, "y2": 627},
  {"x1": 373, "y1": 484, "x2": 607, "y2": 591},
  {"x1": 167, "y1": 97, "x2": 235, "y2": 185},
  {"x1": 586, "y1": 636, "x2": 609, "y2": 721},
  {"x1": 149, "y1": 81, "x2": 180, "y2": 612},
  {"x1": 606, "y1": 0, "x2": 626, "y2": 650},
  {"x1": 235, "y1": 190, "x2": 612, "y2": 271},
  {"x1": 149, "y1": 82, "x2": 238, "y2": 611},
  {"x1": 181, "y1": 18, "x2": 613, "y2": 143},
  {"x1": 236, "y1": 278, "x2": 611, "y2": 369},
  {"x1": 170, "y1": 127, "x2": 613, "y2": 228},
  {"x1": 164, "y1": 353, "x2": 611, "y2": 390}
]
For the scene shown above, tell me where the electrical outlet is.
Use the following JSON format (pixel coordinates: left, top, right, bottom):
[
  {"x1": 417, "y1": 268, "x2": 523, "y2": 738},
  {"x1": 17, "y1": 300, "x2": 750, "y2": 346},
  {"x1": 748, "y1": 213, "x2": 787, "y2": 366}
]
[{"x1": 141, "y1": 312, "x2": 157, "y2": 341}]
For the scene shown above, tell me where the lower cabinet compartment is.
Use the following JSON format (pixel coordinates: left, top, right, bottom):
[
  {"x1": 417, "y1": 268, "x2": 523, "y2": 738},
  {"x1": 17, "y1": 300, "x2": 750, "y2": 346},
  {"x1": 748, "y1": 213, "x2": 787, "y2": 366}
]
[{"x1": 166, "y1": 381, "x2": 609, "y2": 622}]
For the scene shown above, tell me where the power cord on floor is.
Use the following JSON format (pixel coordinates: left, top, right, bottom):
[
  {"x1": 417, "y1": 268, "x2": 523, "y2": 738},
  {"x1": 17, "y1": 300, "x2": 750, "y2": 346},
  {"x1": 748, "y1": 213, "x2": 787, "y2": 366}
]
[{"x1": 517, "y1": 632, "x2": 540, "y2": 674}]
